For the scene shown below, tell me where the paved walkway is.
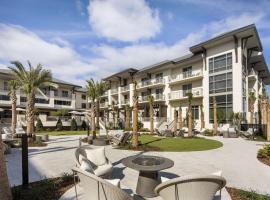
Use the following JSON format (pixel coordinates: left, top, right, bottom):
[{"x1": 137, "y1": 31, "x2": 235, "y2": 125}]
[{"x1": 5, "y1": 135, "x2": 270, "y2": 199}]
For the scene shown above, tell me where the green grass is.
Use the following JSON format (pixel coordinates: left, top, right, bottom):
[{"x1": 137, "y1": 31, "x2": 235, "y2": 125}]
[
  {"x1": 239, "y1": 189, "x2": 270, "y2": 200},
  {"x1": 126, "y1": 135, "x2": 223, "y2": 152},
  {"x1": 36, "y1": 130, "x2": 88, "y2": 136}
]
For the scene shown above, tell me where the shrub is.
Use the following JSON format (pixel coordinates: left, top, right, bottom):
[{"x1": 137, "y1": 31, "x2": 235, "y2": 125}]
[
  {"x1": 138, "y1": 121, "x2": 144, "y2": 130},
  {"x1": 35, "y1": 118, "x2": 43, "y2": 132},
  {"x1": 258, "y1": 144, "x2": 270, "y2": 159},
  {"x1": 81, "y1": 120, "x2": 87, "y2": 130},
  {"x1": 56, "y1": 118, "x2": 63, "y2": 131},
  {"x1": 70, "y1": 118, "x2": 77, "y2": 131},
  {"x1": 139, "y1": 128, "x2": 150, "y2": 132},
  {"x1": 204, "y1": 129, "x2": 213, "y2": 136}
]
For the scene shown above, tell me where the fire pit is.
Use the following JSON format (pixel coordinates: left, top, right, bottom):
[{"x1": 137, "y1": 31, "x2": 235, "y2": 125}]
[{"x1": 122, "y1": 155, "x2": 174, "y2": 197}]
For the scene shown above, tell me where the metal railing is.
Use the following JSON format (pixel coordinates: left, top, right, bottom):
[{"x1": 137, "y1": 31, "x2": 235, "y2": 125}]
[
  {"x1": 121, "y1": 99, "x2": 129, "y2": 105},
  {"x1": 111, "y1": 88, "x2": 118, "y2": 94},
  {"x1": 169, "y1": 70, "x2": 202, "y2": 82},
  {"x1": 138, "y1": 78, "x2": 165, "y2": 88},
  {"x1": 100, "y1": 102, "x2": 108, "y2": 108},
  {"x1": 121, "y1": 85, "x2": 129, "y2": 92},
  {"x1": 169, "y1": 88, "x2": 203, "y2": 100}
]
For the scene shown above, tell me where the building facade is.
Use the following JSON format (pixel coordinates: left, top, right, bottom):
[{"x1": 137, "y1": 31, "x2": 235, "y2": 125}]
[{"x1": 101, "y1": 24, "x2": 270, "y2": 129}]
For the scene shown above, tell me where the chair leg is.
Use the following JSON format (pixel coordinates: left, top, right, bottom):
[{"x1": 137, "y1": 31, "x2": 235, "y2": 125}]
[{"x1": 73, "y1": 172, "x2": 78, "y2": 200}]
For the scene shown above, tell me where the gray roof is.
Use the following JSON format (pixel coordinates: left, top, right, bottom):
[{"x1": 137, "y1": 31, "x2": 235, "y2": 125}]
[
  {"x1": 103, "y1": 68, "x2": 138, "y2": 81},
  {"x1": 75, "y1": 87, "x2": 87, "y2": 92},
  {"x1": 0, "y1": 68, "x2": 81, "y2": 88}
]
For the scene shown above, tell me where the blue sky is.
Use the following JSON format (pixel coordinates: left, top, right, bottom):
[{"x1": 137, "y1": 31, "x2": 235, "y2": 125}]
[{"x1": 0, "y1": 0, "x2": 270, "y2": 90}]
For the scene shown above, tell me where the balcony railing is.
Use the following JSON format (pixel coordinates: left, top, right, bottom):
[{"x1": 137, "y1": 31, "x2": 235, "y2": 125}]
[
  {"x1": 121, "y1": 99, "x2": 129, "y2": 105},
  {"x1": 248, "y1": 68, "x2": 256, "y2": 76},
  {"x1": 169, "y1": 88, "x2": 203, "y2": 100},
  {"x1": 111, "y1": 88, "x2": 118, "y2": 94},
  {"x1": 138, "y1": 78, "x2": 165, "y2": 88},
  {"x1": 101, "y1": 91, "x2": 108, "y2": 96},
  {"x1": 100, "y1": 102, "x2": 108, "y2": 108},
  {"x1": 169, "y1": 70, "x2": 202, "y2": 83},
  {"x1": 139, "y1": 94, "x2": 165, "y2": 102},
  {"x1": 121, "y1": 85, "x2": 129, "y2": 92}
]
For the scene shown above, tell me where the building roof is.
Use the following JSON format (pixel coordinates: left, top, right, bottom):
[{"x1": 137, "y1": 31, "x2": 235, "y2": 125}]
[
  {"x1": 0, "y1": 68, "x2": 81, "y2": 88},
  {"x1": 103, "y1": 68, "x2": 138, "y2": 81}
]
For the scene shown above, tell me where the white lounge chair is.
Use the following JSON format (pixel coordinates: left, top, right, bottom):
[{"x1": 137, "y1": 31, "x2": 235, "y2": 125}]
[
  {"x1": 72, "y1": 167, "x2": 133, "y2": 200},
  {"x1": 242, "y1": 128, "x2": 258, "y2": 139},
  {"x1": 2, "y1": 127, "x2": 12, "y2": 140},
  {"x1": 16, "y1": 127, "x2": 25, "y2": 135},
  {"x1": 155, "y1": 174, "x2": 226, "y2": 200},
  {"x1": 75, "y1": 146, "x2": 113, "y2": 178}
]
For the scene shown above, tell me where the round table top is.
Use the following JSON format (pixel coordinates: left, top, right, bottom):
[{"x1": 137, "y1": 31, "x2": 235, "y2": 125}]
[{"x1": 122, "y1": 155, "x2": 174, "y2": 172}]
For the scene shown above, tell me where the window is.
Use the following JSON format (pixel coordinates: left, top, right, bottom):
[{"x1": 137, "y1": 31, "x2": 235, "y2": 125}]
[
  {"x1": 209, "y1": 53, "x2": 232, "y2": 74},
  {"x1": 183, "y1": 66, "x2": 192, "y2": 78},
  {"x1": 183, "y1": 84, "x2": 192, "y2": 96},
  {"x1": 81, "y1": 94, "x2": 86, "y2": 100},
  {"x1": 209, "y1": 72, "x2": 232, "y2": 94},
  {"x1": 35, "y1": 98, "x2": 49, "y2": 104},
  {"x1": 53, "y1": 89, "x2": 58, "y2": 97},
  {"x1": 81, "y1": 103, "x2": 86, "y2": 109},
  {"x1": 3, "y1": 81, "x2": 8, "y2": 91},
  {"x1": 20, "y1": 97, "x2": 27, "y2": 102},
  {"x1": 0, "y1": 95, "x2": 10, "y2": 101},
  {"x1": 192, "y1": 106, "x2": 199, "y2": 120},
  {"x1": 209, "y1": 94, "x2": 233, "y2": 123},
  {"x1": 54, "y1": 100, "x2": 71, "y2": 106},
  {"x1": 62, "y1": 90, "x2": 69, "y2": 97}
]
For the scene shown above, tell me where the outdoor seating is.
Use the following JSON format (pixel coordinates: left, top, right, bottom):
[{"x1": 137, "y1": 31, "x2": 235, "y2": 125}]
[
  {"x1": 154, "y1": 174, "x2": 226, "y2": 200},
  {"x1": 111, "y1": 131, "x2": 131, "y2": 147},
  {"x1": 2, "y1": 127, "x2": 13, "y2": 140},
  {"x1": 72, "y1": 167, "x2": 133, "y2": 200},
  {"x1": 75, "y1": 146, "x2": 113, "y2": 178},
  {"x1": 228, "y1": 127, "x2": 238, "y2": 138},
  {"x1": 241, "y1": 128, "x2": 258, "y2": 139}
]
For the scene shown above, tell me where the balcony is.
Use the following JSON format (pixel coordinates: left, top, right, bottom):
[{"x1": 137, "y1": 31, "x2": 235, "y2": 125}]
[
  {"x1": 101, "y1": 91, "x2": 108, "y2": 97},
  {"x1": 0, "y1": 88, "x2": 9, "y2": 95},
  {"x1": 121, "y1": 85, "x2": 129, "y2": 93},
  {"x1": 139, "y1": 94, "x2": 165, "y2": 103},
  {"x1": 169, "y1": 88, "x2": 203, "y2": 101},
  {"x1": 121, "y1": 99, "x2": 129, "y2": 105},
  {"x1": 100, "y1": 102, "x2": 108, "y2": 108},
  {"x1": 169, "y1": 70, "x2": 203, "y2": 85},
  {"x1": 111, "y1": 88, "x2": 118, "y2": 95},
  {"x1": 248, "y1": 68, "x2": 257, "y2": 80},
  {"x1": 138, "y1": 78, "x2": 165, "y2": 89}
]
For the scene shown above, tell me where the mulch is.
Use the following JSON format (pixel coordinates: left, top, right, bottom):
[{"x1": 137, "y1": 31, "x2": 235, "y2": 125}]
[{"x1": 257, "y1": 156, "x2": 270, "y2": 167}]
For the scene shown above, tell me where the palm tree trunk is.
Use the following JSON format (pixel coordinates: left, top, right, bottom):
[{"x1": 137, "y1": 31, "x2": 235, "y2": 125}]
[
  {"x1": 250, "y1": 107, "x2": 254, "y2": 124},
  {"x1": 188, "y1": 106, "x2": 193, "y2": 137},
  {"x1": 200, "y1": 108, "x2": 205, "y2": 130},
  {"x1": 11, "y1": 93, "x2": 17, "y2": 135},
  {"x1": 213, "y1": 97, "x2": 218, "y2": 135},
  {"x1": 132, "y1": 100, "x2": 138, "y2": 148},
  {"x1": 96, "y1": 101, "x2": 100, "y2": 129},
  {"x1": 178, "y1": 107, "x2": 182, "y2": 130},
  {"x1": 267, "y1": 104, "x2": 270, "y2": 141},
  {"x1": 26, "y1": 93, "x2": 35, "y2": 136},
  {"x1": 173, "y1": 109, "x2": 177, "y2": 133},
  {"x1": 150, "y1": 105, "x2": 154, "y2": 134},
  {"x1": 125, "y1": 109, "x2": 130, "y2": 130},
  {"x1": 0, "y1": 134, "x2": 12, "y2": 200},
  {"x1": 91, "y1": 102, "x2": 96, "y2": 139},
  {"x1": 112, "y1": 112, "x2": 116, "y2": 129}
]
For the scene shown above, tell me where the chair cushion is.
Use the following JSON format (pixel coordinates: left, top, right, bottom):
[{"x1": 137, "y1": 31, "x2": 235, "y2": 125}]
[
  {"x1": 85, "y1": 147, "x2": 107, "y2": 166},
  {"x1": 105, "y1": 179, "x2": 120, "y2": 187},
  {"x1": 80, "y1": 159, "x2": 94, "y2": 174},
  {"x1": 94, "y1": 163, "x2": 113, "y2": 177}
]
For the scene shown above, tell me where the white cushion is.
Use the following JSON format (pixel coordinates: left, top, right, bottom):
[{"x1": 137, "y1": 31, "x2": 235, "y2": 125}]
[
  {"x1": 85, "y1": 147, "x2": 107, "y2": 166},
  {"x1": 78, "y1": 154, "x2": 86, "y2": 165},
  {"x1": 94, "y1": 163, "x2": 113, "y2": 176},
  {"x1": 161, "y1": 176, "x2": 170, "y2": 183},
  {"x1": 105, "y1": 179, "x2": 120, "y2": 187},
  {"x1": 80, "y1": 159, "x2": 94, "y2": 174},
  {"x1": 212, "y1": 170, "x2": 222, "y2": 176}
]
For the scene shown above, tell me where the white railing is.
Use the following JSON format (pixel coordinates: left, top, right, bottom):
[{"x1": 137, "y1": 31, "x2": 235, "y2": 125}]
[
  {"x1": 139, "y1": 96, "x2": 148, "y2": 102},
  {"x1": 111, "y1": 88, "x2": 118, "y2": 94},
  {"x1": 101, "y1": 91, "x2": 108, "y2": 96},
  {"x1": 121, "y1": 85, "x2": 129, "y2": 92},
  {"x1": 154, "y1": 93, "x2": 165, "y2": 101},
  {"x1": 121, "y1": 99, "x2": 129, "y2": 105},
  {"x1": 169, "y1": 70, "x2": 202, "y2": 83},
  {"x1": 248, "y1": 68, "x2": 256, "y2": 76},
  {"x1": 138, "y1": 78, "x2": 165, "y2": 88},
  {"x1": 169, "y1": 88, "x2": 203, "y2": 100},
  {"x1": 100, "y1": 102, "x2": 108, "y2": 108}
]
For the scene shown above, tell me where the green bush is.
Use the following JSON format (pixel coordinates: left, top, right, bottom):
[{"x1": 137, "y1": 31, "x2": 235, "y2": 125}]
[
  {"x1": 70, "y1": 118, "x2": 77, "y2": 131},
  {"x1": 139, "y1": 128, "x2": 150, "y2": 132},
  {"x1": 204, "y1": 129, "x2": 213, "y2": 136},
  {"x1": 138, "y1": 121, "x2": 144, "y2": 130},
  {"x1": 56, "y1": 118, "x2": 63, "y2": 131},
  {"x1": 81, "y1": 120, "x2": 87, "y2": 130},
  {"x1": 35, "y1": 118, "x2": 43, "y2": 132},
  {"x1": 258, "y1": 144, "x2": 270, "y2": 159}
]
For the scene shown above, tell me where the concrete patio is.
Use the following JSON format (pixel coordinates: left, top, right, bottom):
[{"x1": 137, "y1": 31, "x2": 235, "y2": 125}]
[{"x1": 5, "y1": 135, "x2": 270, "y2": 200}]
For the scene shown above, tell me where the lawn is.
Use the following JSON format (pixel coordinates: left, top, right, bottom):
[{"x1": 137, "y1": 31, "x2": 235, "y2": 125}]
[
  {"x1": 36, "y1": 130, "x2": 89, "y2": 136},
  {"x1": 123, "y1": 135, "x2": 223, "y2": 152}
]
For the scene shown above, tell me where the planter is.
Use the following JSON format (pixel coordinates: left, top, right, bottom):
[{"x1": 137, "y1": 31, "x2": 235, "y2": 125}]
[
  {"x1": 223, "y1": 132, "x2": 229, "y2": 138},
  {"x1": 93, "y1": 138, "x2": 109, "y2": 146},
  {"x1": 41, "y1": 134, "x2": 49, "y2": 142},
  {"x1": 35, "y1": 136, "x2": 42, "y2": 142}
]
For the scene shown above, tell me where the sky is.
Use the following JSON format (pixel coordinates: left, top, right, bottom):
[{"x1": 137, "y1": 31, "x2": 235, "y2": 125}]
[{"x1": 0, "y1": 0, "x2": 270, "y2": 90}]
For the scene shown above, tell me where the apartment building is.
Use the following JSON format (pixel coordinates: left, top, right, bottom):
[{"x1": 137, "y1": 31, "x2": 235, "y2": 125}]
[
  {"x1": 0, "y1": 68, "x2": 89, "y2": 123},
  {"x1": 101, "y1": 24, "x2": 270, "y2": 129}
]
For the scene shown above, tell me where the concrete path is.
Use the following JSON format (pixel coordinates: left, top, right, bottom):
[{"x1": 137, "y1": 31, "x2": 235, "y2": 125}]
[{"x1": 5, "y1": 135, "x2": 270, "y2": 199}]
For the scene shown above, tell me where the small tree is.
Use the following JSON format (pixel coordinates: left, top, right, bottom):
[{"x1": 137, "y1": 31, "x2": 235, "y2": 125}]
[
  {"x1": 56, "y1": 118, "x2": 63, "y2": 131},
  {"x1": 35, "y1": 118, "x2": 43, "y2": 132},
  {"x1": 186, "y1": 92, "x2": 193, "y2": 137},
  {"x1": 124, "y1": 105, "x2": 131, "y2": 131},
  {"x1": 81, "y1": 120, "x2": 87, "y2": 130},
  {"x1": 248, "y1": 91, "x2": 256, "y2": 124},
  {"x1": 178, "y1": 106, "x2": 182, "y2": 130},
  {"x1": 132, "y1": 81, "x2": 139, "y2": 148},
  {"x1": 147, "y1": 95, "x2": 154, "y2": 134},
  {"x1": 70, "y1": 118, "x2": 77, "y2": 131},
  {"x1": 200, "y1": 104, "x2": 205, "y2": 130},
  {"x1": 213, "y1": 96, "x2": 218, "y2": 135}
]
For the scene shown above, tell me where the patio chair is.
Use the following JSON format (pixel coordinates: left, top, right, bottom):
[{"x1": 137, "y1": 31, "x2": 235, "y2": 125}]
[
  {"x1": 242, "y1": 128, "x2": 258, "y2": 139},
  {"x1": 72, "y1": 167, "x2": 133, "y2": 200},
  {"x1": 228, "y1": 127, "x2": 238, "y2": 138},
  {"x1": 155, "y1": 174, "x2": 226, "y2": 200},
  {"x1": 111, "y1": 132, "x2": 131, "y2": 147},
  {"x1": 75, "y1": 146, "x2": 113, "y2": 178},
  {"x1": 1, "y1": 127, "x2": 12, "y2": 140}
]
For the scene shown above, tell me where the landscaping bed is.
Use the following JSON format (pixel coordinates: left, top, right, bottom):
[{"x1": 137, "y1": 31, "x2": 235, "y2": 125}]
[
  {"x1": 257, "y1": 144, "x2": 270, "y2": 167},
  {"x1": 12, "y1": 173, "x2": 75, "y2": 200},
  {"x1": 37, "y1": 130, "x2": 89, "y2": 136},
  {"x1": 119, "y1": 135, "x2": 223, "y2": 152},
  {"x1": 227, "y1": 187, "x2": 270, "y2": 200}
]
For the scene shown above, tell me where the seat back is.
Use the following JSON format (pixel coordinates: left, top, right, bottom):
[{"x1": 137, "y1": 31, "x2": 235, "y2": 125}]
[
  {"x1": 155, "y1": 175, "x2": 226, "y2": 200},
  {"x1": 74, "y1": 146, "x2": 92, "y2": 166},
  {"x1": 73, "y1": 167, "x2": 132, "y2": 200}
]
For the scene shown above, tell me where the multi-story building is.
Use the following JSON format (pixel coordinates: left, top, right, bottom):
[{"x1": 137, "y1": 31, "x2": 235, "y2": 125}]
[{"x1": 101, "y1": 24, "x2": 270, "y2": 129}]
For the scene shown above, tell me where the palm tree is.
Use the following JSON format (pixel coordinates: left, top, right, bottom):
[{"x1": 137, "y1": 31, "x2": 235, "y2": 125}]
[
  {"x1": 200, "y1": 104, "x2": 205, "y2": 130},
  {"x1": 124, "y1": 105, "x2": 131, "y2": 130},
  {"x1": 178, "y1": 105, "x2": 182, "y2": 130},
  {"x1": 86, "y1": 79, "x2": 98, "y2": 139},
  {"x1": 8, "y1": 80, "x2": 18, "y2": 135},
  {"x1": 110, "y1": 101, "x2": 117, "y2": 129},
  {"x1": 0, "y1": 134, "x2": 12, "y2": 200},
  {"x1": 96, "y1": 81, "x2": 107, "y2": 129},
  {"x1": 187, "y1": 92, "x2": 193, "y2": 137},
  {"x1": 173, "y1": 109, "x2": 177, "y2": 133},
  {"x1": 248, "y1": 91, "x2": 256, "y2": 124},
  {"x1": 132, "y1": 81, "x2": 139, "y2": 148},
  {"x1": 9, "y1": 61, "x2": 57, "y2": 135},
  {"x1": 147, "y1": 95, "x2": 154, "y2": 134},
  {"x1": 213, "y1": 96, "x2": 218, "y2": 135}
]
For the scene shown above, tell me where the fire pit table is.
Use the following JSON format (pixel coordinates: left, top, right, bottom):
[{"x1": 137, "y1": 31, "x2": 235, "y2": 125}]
[{"x1": 122, "y1": 155, "x2": 174, "y2": 198}]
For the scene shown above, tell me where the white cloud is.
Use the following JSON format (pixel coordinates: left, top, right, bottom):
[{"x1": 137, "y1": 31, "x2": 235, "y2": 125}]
[
  {"x1": 75, "y1": 0, "x2": 86, "y2": 16},
  {"x1": 87, "y1": 0, "x2": 161, "y2": 42}
]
